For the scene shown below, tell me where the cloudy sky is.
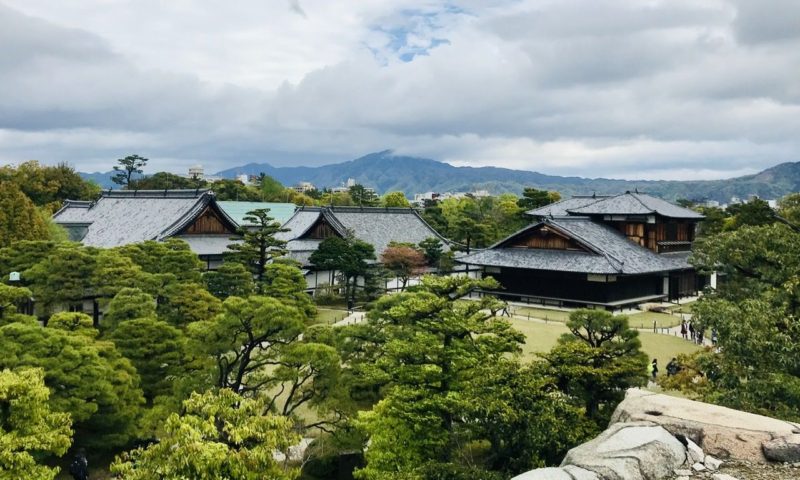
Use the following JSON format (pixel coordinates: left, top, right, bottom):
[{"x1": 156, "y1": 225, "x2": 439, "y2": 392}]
[{"x1": 1, "y1": 0, "x2": 798, "y2": 179}]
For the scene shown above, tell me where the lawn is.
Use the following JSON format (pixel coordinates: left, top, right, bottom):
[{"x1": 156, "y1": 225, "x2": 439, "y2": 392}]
[
  {"x1": 509, "y1": 318, "x2": 701, "y2": 364},
  {"x1": 511, "y1": 306, "x2": 572, "y2": 323},
  {"x1": 626, "y1": 310, "x2": 682, "y2": 329},
  {"x1": 314, "y1": 308, "x2": 349, "y2": 325},
  {"x1": 670, "y1": 301, "x2": 697, "y2": 315}
]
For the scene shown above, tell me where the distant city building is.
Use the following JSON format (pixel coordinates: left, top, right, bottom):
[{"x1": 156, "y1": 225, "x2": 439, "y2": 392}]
[
  {"x1": 236, "y1": 174, "x2": 250, "y2": 185},
  {"x1": 346, "y1": 177, "x2": 357, "y2": 188},
  {"x1": 294, "y1": 181, "x2": 316, "y2": 193},
  {"x1": 181, "y1": 164, "x2": 221, "y2": 182}
]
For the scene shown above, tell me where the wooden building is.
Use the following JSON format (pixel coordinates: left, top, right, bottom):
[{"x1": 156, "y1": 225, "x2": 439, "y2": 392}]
[
  {"x1": 458, "y1": 192, "x2": 706, "y2": 309},
  {"x1": 277, "y1": 206, "x2": 450, "y2": 292},
  {"x1": 53, "y1": 189, "x2": 241, "y2": 269}
]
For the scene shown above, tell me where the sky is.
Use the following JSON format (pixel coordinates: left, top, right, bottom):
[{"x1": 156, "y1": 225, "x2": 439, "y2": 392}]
[{"x1": 0, "y1": 0, "x2": 798, "y2": 180}]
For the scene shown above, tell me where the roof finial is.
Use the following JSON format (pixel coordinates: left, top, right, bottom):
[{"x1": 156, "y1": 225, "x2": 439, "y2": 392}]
[
  {"x1": 592, "y1": 191, "x2": 596, "y2": 199},
  {"x1": 634, "y1": 187, "x2": 639, "y2": 194}
]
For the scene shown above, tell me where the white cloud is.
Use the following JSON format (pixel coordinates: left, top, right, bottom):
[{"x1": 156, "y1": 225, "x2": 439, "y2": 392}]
[{"x1": 0, "y1": 0, "x2": 798, "y2": 179}]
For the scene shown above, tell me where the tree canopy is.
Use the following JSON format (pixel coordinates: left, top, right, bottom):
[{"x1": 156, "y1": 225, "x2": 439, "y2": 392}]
[{"x1": 0, "y1": 368, "x2": 73, "y2": 480}]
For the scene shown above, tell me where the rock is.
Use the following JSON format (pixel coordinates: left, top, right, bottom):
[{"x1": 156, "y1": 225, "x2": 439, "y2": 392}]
[
  {"x1": 686, "y1": 439, "x2": 704, "y2": 464},
  {"x1": 704, "y1": 454, "x2": 723, "y2": 471},
  {"x1": 711, "y1": 474, "x2": 739, "y2": 480},
  {"x1": 673, "y1": 468, "x2": 692, "y2": 476},
  {"x1": 675, "y1": 477, "x2": 690, "y2": 480},
  {"x1": 610, "y1": 389, "x2": 800, "y2": 462},
  {"x1": 561, "y1": 465, "x2": 599, "y2": 479},
  {"x1": 692, "y1": 462, "x2": 706, "y2": 472},
  {"x1": 510, "y1": 467, "x2": 574, "y2": 479},
  {"x1": 560, "y1": 421, "x2": 686, "y2": 480},
  {"x1": 763, "y1": 434, "x2": 800, "y2": 463}
]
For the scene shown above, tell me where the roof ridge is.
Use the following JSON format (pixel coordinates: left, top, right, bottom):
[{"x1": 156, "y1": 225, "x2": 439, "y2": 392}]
[
  {"x1": 628, "y1": 192, "x2": 656, "y2": 213},
  {"x1": 549, "y1": 218, "x2": 625, "y2": 272},
  {"x1": 101, "y1": 189, "x2": 209, "y2": 199}
]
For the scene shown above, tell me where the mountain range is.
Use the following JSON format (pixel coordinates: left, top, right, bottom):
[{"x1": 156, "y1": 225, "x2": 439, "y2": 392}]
[{"x1": 81, "y1": 150, "x2": 800, "y2": 203}]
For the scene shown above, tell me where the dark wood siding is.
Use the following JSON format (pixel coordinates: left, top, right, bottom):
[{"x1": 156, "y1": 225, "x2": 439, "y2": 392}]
[
  {"x1": 508, "y1": 226, "x2": 587, "y2": 251},
  {"x1": 486, "y1": 268, "x2": 664, "y2": 305},
  {"x1": 184, "y1": 207, "x2": 234, "y2": 234},
  {"x1": 306, "y1": 220, "x2": 340, "y2": 239}
]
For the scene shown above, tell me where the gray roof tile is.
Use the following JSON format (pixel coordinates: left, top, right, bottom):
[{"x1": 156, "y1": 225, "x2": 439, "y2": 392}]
[
  {"x1": 462, "y1": 217, "x2": 691, "y2": 275},
  {"x1": 526, "y1": 196, "x2": 610, "y2": 217},
  {"x1": 567, "y1": 192, "x2": 704, "y2": 219}
]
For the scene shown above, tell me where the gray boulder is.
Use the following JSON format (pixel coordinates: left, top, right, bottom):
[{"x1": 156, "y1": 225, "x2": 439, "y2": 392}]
[
  {"x1": 762, "y1": 434, "x2": 800, "y2": 463},
  {"x1": 510, "y1": 467, "x2": 575, "y2": 480},
  {"x1": 560, "y1": 421, "x2": 687, "y2": 480},
  {"x1": 610, "y1": 389, "x2": 800, "y2": 462}
]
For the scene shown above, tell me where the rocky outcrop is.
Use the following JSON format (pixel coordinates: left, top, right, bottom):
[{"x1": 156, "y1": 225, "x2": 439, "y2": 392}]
[
  {"x1": 762, "y1": 434, "x2": 800, "y2": 463},
  {"x1": 512, "y1": 389, "x2": 800, "y2": 480},
  {"x1": 560, "y1": 421, "x2": 686, "y2": 480},
  {"x1": 609, "y1": 389, "x2": 800, "y2": 462}
]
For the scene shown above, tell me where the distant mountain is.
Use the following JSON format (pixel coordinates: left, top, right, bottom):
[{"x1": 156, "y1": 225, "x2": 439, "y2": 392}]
[
  {"x1": 214, "y1": 150, "x2": 800, "y2": 203},
  {"x1": 81, "y1": 151, "x2": 800, "y2": 202}
]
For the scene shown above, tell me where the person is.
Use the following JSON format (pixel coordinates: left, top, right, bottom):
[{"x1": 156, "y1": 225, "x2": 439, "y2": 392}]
[
  {"x1": 680, "y1": 321, "x2": 688, "y2": 340},
  {"x1": 666, "y1": 357, "x2": 679, "y2": 376},
  {"x1": 650, "y1": 359, "x2": 658, "y2": 380},
  {"x1": 711, "y1": 328, "x2": 718, "y2": 346},
  {"x1": 688, "y1": 322, "x2": 695, "y2": 342},
  {"x1": 69, "y1": 449, "x2": 89, "y2": 480}
]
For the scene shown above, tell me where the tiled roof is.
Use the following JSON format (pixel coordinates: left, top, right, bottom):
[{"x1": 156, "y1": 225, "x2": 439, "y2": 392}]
[
  {"x1": 218, "y1": 201, "x2": 296, "y2": 226},
  {"x1": 567, "y1": 192, "x2": 704, "y2": 219},
  {"x1": 526, "y1": 196, "x2": 610, "y2": 217},
  {"x1": 52, "y1": 190, "x2": 238, "y2": 255},
  {"x1": 461, "y1": 217, "x2": 692, "y2": 275},
  {"x1": 278, "y1": 206, "x2": 449, "y2": 265}
]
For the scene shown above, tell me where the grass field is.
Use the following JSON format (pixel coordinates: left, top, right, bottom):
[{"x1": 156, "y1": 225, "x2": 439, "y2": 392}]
[
  {"x1": 510, "y1": 318, "x2": 701, "y2": 364},
  {"x1": 625, "y1": 310, "x2": 682, "y2": 329},
  {"x1": 314, "y1": 308, "x2": 349, "y2": 325},
  {"x1": 511, "y1": 306, "x2": 572, "y2": 322}
]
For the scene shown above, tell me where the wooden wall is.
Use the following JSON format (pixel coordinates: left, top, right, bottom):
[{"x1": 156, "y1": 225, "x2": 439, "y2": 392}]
[
  {"x1": 610, "y1": 220, "x2": 696, "y2": 252},
  {"x1": 509, "y1": 227, "x2": 586, "y2": 251},
  {"x1": 184, "y1": 207, "x2": 234, "y2": 235},
  {"x1": 306, "y1": 220, "x2": 339, "y2": 240}
]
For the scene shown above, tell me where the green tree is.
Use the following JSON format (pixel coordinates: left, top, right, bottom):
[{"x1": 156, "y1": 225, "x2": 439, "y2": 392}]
[
  {"x1": 47, "y1": 312, "x2": 95, "y2": 336},
  {"x1": 226, "y1": 209, "x2": 289, "y2": 288},
  {"x1": 0, "y1": 368, "x2": 73, "y2": 480},
  {"x1": 381, "y1": 244, "x2": 426, "y2": 290},
  {"x1": 0, "y1": 322, "x2": 144, "y2": 450},
  {"x1": 0, "y1": 283, "x2": 32, "y2": 324},
  {"x1": 696, "y1": 206, "x2": 728, "y2": 237},
  {"x1": 203, "y1": 262, "x2": 256, "y2": 299},
  {"x1": 418, "y1": 237, "x2": 444, "y2": 268},
  {"x1": 260, "y1": 174, "x2": 286, "y2": 201},
  {"x1": 111, "y1": 389, "x2": 299, "y2": 480},
  {"x1": 349, "y1": 184, "x2": 379, "y2": 206},
  {"x1": 0, "y1": 161, "x2": 100, "y2": 210},
  {"x1": 0, "y1": 240, "x2": 57, "y2": 282},
  {"x1": 778, "y1": 192, "x2": 800, "y2": 226},
  {"x1": 261, "y1": 261, "x2": 316, "y2": 319},
  {"x1": 0, "y1": 181, "x2": 50, "y2": 248},
  {"x1": 109, "y1": 318, "x2": 188, "y2": 402},
  {"x1": 25, "y1": 244, "x2": 96, "y2": 317},
  {"x1": 517, "y1": 188, "x2": 560, "y2": 210},
  {"x1": 690, "y1": 223, "x2": 800, "y2": 419},
  {"x1": 350, "y1": 276, "x2": 523, "y2": 477},
  {"x1": 727, "y1": 198, "x2": 776, "y2": 229},
  {"x1": 104, "y1": 288, "x2": 158, "y2": 327},
  {"x1": 309, "y1": 236, "x2": 375, "y2": 305},
  {"x1": 464, "y1": 360, "x2": 595, "y2": 475},
  {"x1": 112, "y1": 154, "x2": 148, "y2": 188},
  {"x1": 209, "y1": 178, "x2": 263, "y2": 201},
  {"x1": 157, "y1": 282, "x2": 222, "y2": 327},
  {"x1": 117, "y1": 238, "x2": 203, "y2": 284},
  {"x1": 543, "y1": 309, "x2": 647, "y2": 424},
  {"x1": 129, "y1": 171, "x2": 206, "y2": 190},
  {"x1": 381, "y1": 191, "x2": 410, "y2": 208}
]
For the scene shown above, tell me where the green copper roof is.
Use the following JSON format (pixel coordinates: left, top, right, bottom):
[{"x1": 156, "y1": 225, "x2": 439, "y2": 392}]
[{"x1": 217, "y1": 201, "x2": 297, "y2": 226}]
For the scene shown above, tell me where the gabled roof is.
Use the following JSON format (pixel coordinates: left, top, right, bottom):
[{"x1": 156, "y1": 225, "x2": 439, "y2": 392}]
[
  {"x1": 278, "y1": 206, "x2": 450, "y2": 265},
  {"x1": 566, "y1": 192, "x2": 704, "y2": 219},
  {"x1": 53, "y1": 189, "x2": 238, "y2": 251},
  {"x1": 526, "y1": 195, "x2": 610, "y2": 217},
  {"x1": 461, "y1": 217, "x2": 691, "y2": 275},
  {"x1": 218, "y1": 201, "x2": 296, "y2": 226}
]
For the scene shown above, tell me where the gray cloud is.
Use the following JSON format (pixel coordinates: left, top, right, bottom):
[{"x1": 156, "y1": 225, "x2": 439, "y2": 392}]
[{"x1": 0, "y1": 0, "x2": 797, "y2": 180}]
